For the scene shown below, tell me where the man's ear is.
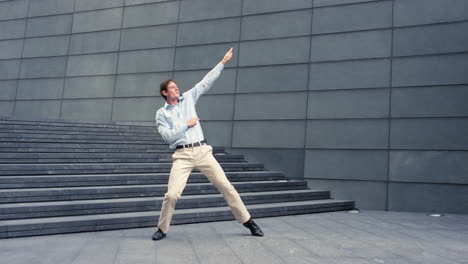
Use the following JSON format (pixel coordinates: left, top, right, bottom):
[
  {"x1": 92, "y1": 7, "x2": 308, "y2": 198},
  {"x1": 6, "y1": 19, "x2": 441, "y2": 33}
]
[{"x1": 161, "y1": 90, "x2": 168, "y2": 97}]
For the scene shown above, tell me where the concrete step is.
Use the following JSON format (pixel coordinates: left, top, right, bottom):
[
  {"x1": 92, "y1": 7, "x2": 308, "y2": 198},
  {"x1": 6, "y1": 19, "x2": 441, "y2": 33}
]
[
  {"x1": 0, "y1": 120, "x2": 156, "y2": 132},
  {"x1": 0, "y1": 117, "x2": 356, "y2": 239},
  {"x1": 0, "y1": 125, "x2": 158, "y2": 137},
  {"x1": 0, "y1": 171, "x2": 285, "y2": 188},
  {"x1": 0, "y1": 153, "x2": 244, "y2": 164},
  {"x1": 0, "y1": 142, "x2": 225, "y2": 150},
  {"x1": 0, "y1": 142, "x2": 168, "y2": 149},
  {"x1": 0, "y1": 146, "x2": 226, "y2": 154},
  {"x1": 0, "y1": 132, "x2": 163, "y2": 142},
  {"x1": 0, "y1": 117, "x2": 155, "y2": 130},
  {"x1": 0, "y1": 190, "x2": 329, "y2": 220},
  {"x1": 0, "y1": 129, "x2": 162, "y2": 138},
  {"x1": 0, "y1": 180, "x2": 308, "y2": 203},
  {"x1": 0, "y1": 199, "x2": 355, "y2": 238},
  {"x1": 0, "y1": 162, "x2": 262, "y2": 176},
  {"x1": 0, "y1": 148, "x2": 171, "y2": 153},
  {"x1": 0, "y1": 135, "x2": 165, "y2": 144}
]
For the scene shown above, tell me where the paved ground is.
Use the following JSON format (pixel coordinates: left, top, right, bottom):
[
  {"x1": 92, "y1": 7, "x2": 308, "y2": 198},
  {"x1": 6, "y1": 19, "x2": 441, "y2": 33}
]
[{"x1": 1, "y1": 210, "x2": 467, "y2": 264}]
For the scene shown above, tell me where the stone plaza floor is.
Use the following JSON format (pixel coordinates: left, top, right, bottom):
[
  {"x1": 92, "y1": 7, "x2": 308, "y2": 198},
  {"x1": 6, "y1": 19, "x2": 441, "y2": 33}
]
[{"x1": 1, "y1": 210, "x2": 467, "y2": 264}]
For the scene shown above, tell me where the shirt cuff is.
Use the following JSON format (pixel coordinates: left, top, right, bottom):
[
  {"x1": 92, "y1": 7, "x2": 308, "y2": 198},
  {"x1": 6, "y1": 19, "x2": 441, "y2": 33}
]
[{"x1": 216, "y1": 62, "x2": 225, "y2": 71}]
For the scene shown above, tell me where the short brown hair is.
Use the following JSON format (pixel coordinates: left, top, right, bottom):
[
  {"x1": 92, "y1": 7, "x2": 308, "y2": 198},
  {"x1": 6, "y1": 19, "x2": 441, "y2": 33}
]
[{"x1": 160, "y1": 79, "x2": 175, "y2": 100}]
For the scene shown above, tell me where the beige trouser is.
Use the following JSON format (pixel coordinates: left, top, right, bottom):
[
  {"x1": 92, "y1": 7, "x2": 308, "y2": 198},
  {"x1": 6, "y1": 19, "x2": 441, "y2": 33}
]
[{"x1": 157, "y1": 144, "x2": 251, "y2": 233}]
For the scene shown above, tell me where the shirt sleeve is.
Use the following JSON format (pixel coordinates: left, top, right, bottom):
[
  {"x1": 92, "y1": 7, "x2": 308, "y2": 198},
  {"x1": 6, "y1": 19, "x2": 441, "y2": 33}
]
[
  {"x1": 186, "y1": 62, "x2": 224, "y2": 103},
  {"x1": 155, "y1": 109, "x2": 188, "y2": 144}
]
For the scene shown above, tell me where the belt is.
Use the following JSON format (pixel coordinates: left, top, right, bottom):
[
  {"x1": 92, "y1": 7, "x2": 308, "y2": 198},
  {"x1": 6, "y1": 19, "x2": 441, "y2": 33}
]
[{"x1": 176, "y1": 140, "x2": 207, "y2": 149}]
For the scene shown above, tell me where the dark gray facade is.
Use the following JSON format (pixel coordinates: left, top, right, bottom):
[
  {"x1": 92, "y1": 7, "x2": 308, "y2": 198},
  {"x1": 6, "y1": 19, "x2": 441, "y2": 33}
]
[{"x1": 0, "y1": 0, "x2": 467, "y2": 213}]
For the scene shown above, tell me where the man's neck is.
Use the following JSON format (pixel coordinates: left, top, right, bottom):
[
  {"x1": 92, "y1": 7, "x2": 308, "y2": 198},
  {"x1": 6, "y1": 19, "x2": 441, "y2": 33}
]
[{"x1": 166, "y1": 98, "x2": 178, "y2": 105}]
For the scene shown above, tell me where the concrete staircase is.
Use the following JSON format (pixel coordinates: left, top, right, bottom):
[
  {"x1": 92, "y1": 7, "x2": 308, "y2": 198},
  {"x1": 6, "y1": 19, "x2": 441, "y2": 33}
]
[{"x1": 0, "y1": 117, "x2": 354, "y2": 238}]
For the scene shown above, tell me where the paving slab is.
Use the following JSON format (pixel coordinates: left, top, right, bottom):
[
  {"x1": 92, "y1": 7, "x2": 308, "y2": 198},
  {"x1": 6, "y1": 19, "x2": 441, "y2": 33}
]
[{"x1": 1, "y1": 211, "x2": 467, "y2": 264}]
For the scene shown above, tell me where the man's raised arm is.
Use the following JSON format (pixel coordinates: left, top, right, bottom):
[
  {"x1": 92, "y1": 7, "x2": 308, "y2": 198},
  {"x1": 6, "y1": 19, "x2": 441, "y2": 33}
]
[{"x1": 188, "y1": 48, "x2": 234, "y2": 102}]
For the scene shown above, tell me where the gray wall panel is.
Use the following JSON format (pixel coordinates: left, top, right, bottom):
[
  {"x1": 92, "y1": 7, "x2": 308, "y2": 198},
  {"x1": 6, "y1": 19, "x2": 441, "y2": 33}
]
[
  {"x1": 306, "y1": 179, "x2": 387, "y2": 210},
  {"x1": 118, "y1": 48, "x2": 174, "y2": 74},
  {"x1": 0, "y1": 20, "x2": 26, "y2": 40},
  {"x1": 197, "y1": 95, "x2": 234, "y2": 120},
  {"x1": 67, "y1": 53, "x2": 118, "y2": 76},
  {"x1": 26, "y1": 15, "x2": 73, "y2": 37},
  {"x1": 125, "y1": 0, "x2": 167, "y2": 6},
  {"x1": 237, "y1": 64, "x2": 309, "y2": 93},
  {"x1": 72, "y1": 8, "x2": 123, "y2": 33},
  {"x1": 20, "y1": 57, "x2": 68, "y2": 79},
  {"x1": 70, "y1": 30, "x2": 121, "y2": 55},
  {"x1": 306, "y1": 119, "x2": 389, "y2": 149},
  {"x1": 312, "y1": 1, "x2": 392, "y2": 34},
  {"x1": 232, "y1": 148, "x2": 305, "y2": 179},
  {"x1": 235, "y1": 92, "x2": 308, "y2": 120},
  {"x1": 64, "y1": 76, "x2": 116, "y2": 98},
  {"x1": 120, "y1": 25, "x2": 177, "y2": 51},
  {"x1": 307, "y1": 89, "x2": 389, "y2": 118},
  {"x1": 175, "y1": 43, "x2": 238, "y2": 70},
  {"x1": 0, "y1": 81, "x2": 17, "y2": 100},
  {"x1": 239, "y1": 37, "x2": 310, "y2": 66},
  {"x1": 1, "y1": 0, "x2": 467, "y2": 214},
  {"x1": 115, "y1": 72, "x2": 169, "y2": 97},
  {"x1": 394, "y1": 0, "x2": 468, "y2": 27},
  {"x1": 309, "y1": 59, "x2": 390, "y2": 90},
  {"x1": 390, "y1": 118, "x2": 468, "y2": 150},
  {"x1": 61, "y1": 99, "x2": 113, "y2": 121},
  {"x1": 392, "y1": 54, "x2": 468, "y2": 87},
  {"x1": 0, "y1": 0, "x2": 28, "y2": 20},
  {"x1": 0, "y1": 39, "x2": 23, "y2": 59},
  {"x1": 241, "y1": 10, "x2": 311, "y2": 40},
  {"x1": 232, "y1": 120, "x2": 305, "y2": 148},
  {"x1": 17, "y1": 78, "x2": 64, "y2": 99},
  {"x1": 201, "y1": 121, "x2": 232, "y2": 147},
  {"x1": 14, "y1": 100, "x2": 61, "y2": 119},
  {"x1": 242, "y1": 0, "x2": 312, "y2": 15},
  {"x1": 76, "y1": 0, "x2": 124, "y2": 11},
  {"x1": 0, "y1": 60, "x2": 20, "y2": 80},
  {"x1": 390, "y1": 150, "x2": 468, "y2": 184},
  {"x1": 113, "y1": 97, "x2": 164, "y2": 121},
  {"x1": 0, "y1": 101, "x2": 14, "y2": 116},
  {"x1": 177, "y1": 18, "x2": 240, "y2": 46},
  {"x1": 180, "y1": 0, "x2": 241, "y2": 22},
  {"x1": 311, "y1": 30, "x2": 391, "y2": 61},
  {"x1": 174, "y1": 68, "x2": 236, "y2": 95},
  {"x1": 391, "y1": 86, "x2": 468, "y2": 118},
  {"x1": 28, "y1": 0, "x2": 75, "y2": 17},
  {"x1": 388, "y1": 182, "x2": 468, "y2": 213},
  {"x1": 393, "y1": 22, "x2": 468, "y2": 56},
  {"x1": 123, "y1": 1, "x2": 179, "y2": 27},
  {"x1": 314, "y1": 0, "x2": 381, "y2": 7},
  {"x1": 23, "y1": 35, "x2": 70, "y2": 58},
  {"x1": 305, "y1": 150, "x2": 388, "y2": 181}
]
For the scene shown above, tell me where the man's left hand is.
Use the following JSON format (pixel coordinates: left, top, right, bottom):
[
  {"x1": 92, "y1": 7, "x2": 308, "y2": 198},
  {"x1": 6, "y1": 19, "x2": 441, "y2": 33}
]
[{"x1": 221, "y1": 47, "x2": 233, "y2": 64}]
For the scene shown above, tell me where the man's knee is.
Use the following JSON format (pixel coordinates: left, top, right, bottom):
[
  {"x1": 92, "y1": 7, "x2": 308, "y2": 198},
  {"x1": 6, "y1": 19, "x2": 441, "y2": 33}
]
[{"x1": 164, "y1": 192, "x2": 181, "y2": 203}]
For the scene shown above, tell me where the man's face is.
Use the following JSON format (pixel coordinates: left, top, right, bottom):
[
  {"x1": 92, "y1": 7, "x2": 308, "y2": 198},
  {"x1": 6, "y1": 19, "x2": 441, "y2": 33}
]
[{"x1": 164, "y1": 81, "x2": 180, "y2": 100}]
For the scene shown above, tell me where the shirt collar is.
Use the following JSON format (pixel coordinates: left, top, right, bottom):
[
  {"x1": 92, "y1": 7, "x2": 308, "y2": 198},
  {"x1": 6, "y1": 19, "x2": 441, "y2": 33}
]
[{"x1": 164, "y1": 96, "x2": 184, "y2": 109}]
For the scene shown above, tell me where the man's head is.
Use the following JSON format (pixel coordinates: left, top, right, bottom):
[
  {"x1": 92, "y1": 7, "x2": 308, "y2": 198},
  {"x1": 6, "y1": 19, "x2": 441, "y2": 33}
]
[{"x1": 160, "y1": 79, "x2": 180, "y2": 101}]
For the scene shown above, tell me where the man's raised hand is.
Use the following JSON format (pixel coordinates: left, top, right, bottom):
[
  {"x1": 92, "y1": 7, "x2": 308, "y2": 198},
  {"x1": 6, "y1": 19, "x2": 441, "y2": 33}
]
[{"x1": 221, "y1": 47, "x2": 233, "y2": 64}]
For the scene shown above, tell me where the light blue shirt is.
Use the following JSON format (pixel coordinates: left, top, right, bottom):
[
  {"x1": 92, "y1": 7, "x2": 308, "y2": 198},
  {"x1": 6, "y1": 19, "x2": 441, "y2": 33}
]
[{"x1": 155, "y1": 62, "x2": 224, "y2": 149}]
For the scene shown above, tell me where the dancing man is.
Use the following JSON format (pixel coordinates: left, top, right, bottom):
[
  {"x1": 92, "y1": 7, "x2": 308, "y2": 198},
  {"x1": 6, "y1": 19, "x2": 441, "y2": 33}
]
[{"x1": 152, "y1": 48, "x2": 264, "y2": 240}]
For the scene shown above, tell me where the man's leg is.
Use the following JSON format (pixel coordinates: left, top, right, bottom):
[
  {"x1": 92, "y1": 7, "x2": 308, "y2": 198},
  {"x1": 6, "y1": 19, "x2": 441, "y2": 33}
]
[
  {"x1": 156, "y1": 149, "x2": 194, "y2": 235},
  {"x1": 195, "y1": 145, "x2": 251, "y2": 224}
]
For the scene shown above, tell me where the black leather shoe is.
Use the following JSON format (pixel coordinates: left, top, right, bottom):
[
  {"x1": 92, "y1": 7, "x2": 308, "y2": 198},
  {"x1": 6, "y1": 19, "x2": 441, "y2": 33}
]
[
  {"x1": 152, "y1": 228, "x2": 166, "y2": 241},
  {"x1": 243, "y1": 219, "x2": 264, "y2": 237}
]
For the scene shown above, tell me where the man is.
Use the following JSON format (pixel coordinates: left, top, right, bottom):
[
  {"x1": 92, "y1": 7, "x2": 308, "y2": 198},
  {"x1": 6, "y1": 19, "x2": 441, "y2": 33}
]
[{"x1": 152, "y1": 48, "x2": 264, "y2": 240}]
